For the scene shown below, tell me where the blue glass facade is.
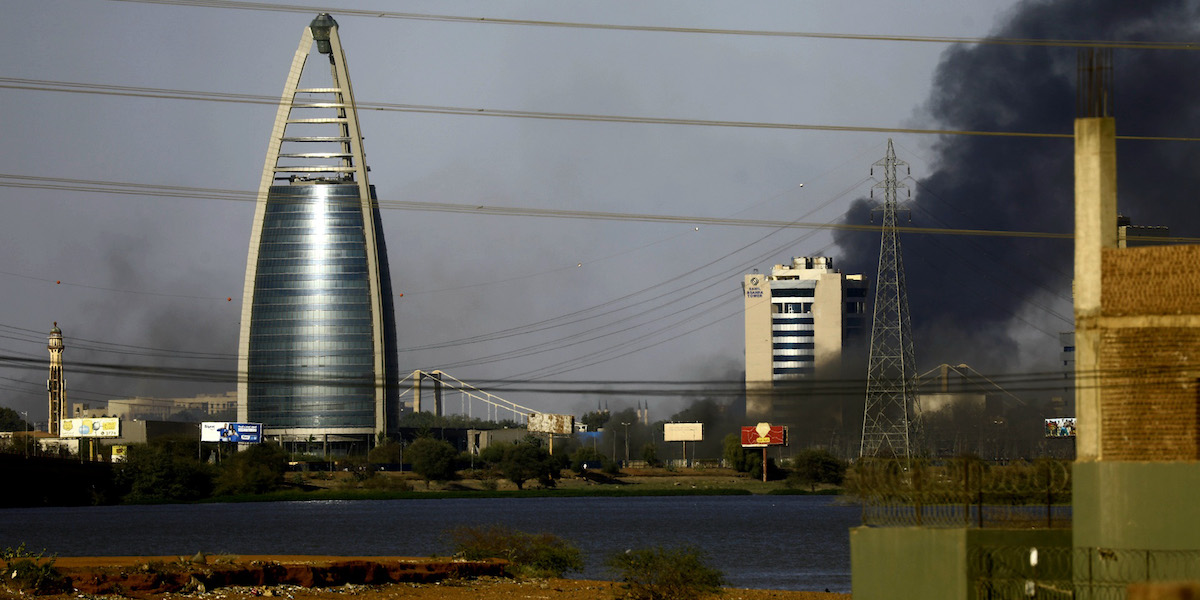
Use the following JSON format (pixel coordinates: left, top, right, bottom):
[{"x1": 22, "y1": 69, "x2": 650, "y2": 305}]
[{"x1": 246, "y1": 183, "x2": 395, "y2": 430}]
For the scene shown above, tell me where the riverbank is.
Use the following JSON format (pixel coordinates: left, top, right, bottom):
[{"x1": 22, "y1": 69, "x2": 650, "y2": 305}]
[
  {"x1": 223, "y1": 467, "x2": 843, "y2": 503},
  {"x1": 10, "y1": 556, "x2": 850, "y2": 600}
]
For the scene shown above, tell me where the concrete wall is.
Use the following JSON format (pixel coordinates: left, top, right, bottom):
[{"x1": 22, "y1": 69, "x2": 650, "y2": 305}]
[
  {"x1": 1074, "y1": 462, "x2": 1200, "y2": 550},
  {"x1": 851, "y1": 527, "x2": 1072, "y2": 600}
]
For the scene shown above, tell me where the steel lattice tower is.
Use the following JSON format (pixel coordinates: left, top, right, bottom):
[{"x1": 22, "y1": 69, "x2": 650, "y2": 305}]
[{"x1": 859, "y1": 139, "x2": 922, "y2": 459}]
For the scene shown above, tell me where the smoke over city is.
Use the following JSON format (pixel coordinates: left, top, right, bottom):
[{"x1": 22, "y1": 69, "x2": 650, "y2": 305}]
[{"x1": 833, "y1": 0, "x2": 1200, "y2": 378}]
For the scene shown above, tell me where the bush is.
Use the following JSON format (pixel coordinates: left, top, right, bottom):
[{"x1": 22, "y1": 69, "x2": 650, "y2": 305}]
[
  {"x1": 2, "y1": 545, "x2": 67, "y2": 595},
  {"x1": 449, "y1": 525, "x2": 582, "y2": 578},
  {"x1": 788, "y1": 449, "x2": 847, "y2": 491},
  {"x1": 607, "y1": 545, "x2": 725, "y2": 600}
]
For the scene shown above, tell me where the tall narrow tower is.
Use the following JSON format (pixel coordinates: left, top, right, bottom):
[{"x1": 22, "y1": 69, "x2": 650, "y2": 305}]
[
  {"x1": 859, "y1": 140, "x2": 921, "y2": 459},
  {"x1": 237, "y1": 14, "x2": 399, "y2": 445},
  {"x1": 47, "y1": 322, "x2": 65, "y2": 435}
]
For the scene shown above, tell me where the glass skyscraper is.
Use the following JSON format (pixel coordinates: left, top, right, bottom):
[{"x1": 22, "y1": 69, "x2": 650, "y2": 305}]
[{"x1": 237, "y1": 14, "x2": 398, "y2": 443}]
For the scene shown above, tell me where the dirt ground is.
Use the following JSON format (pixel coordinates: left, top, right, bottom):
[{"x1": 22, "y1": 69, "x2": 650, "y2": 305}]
[
  {"x1": 4, "y1": 556, "x2": 850, "y2": 600},
  {"x1": 18, "y1": 578, "x2": 848, "y2": 600}
]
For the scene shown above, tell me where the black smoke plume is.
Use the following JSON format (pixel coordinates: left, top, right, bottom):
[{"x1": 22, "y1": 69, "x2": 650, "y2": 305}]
[{"x1": 834, "y1": 0, "x2": 1200, "y2": 379}]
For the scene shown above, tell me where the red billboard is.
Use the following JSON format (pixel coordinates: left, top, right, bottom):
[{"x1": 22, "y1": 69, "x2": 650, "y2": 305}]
[{"x1": 741, "y1": 423, "x2": 787, "y2": 448}]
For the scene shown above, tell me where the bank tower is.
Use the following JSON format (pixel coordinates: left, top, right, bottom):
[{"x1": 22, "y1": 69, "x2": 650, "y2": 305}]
[{"x1": 237, "y1": 14, "x2": 399, "y2": 446}]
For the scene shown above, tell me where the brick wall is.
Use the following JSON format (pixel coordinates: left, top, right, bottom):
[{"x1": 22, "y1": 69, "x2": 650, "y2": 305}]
[{"x1": 1098, "y1": 245, "x2": 1200, "y2": 460}]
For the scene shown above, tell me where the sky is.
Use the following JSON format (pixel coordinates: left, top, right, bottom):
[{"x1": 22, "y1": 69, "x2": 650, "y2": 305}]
[{"x1": 2, "y1": 0, "x2": 1196, "y2": 427}]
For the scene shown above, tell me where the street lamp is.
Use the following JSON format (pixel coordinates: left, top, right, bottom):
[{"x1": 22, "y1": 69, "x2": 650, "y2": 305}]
[
  {"x1": 621, "y1": 422, "x2": 631, "y2": 465},
  {"x1": 20, "y1": 411, "x2": 29, "y2": 458}
]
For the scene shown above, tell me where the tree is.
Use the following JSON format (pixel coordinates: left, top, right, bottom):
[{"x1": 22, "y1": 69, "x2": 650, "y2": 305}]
[
  {"x1": 722, "y1": 433, "x2": 752, "y2": 472},
  {"x1": 215, "y1": 443, "x2": 289, "y2": 495},
  {"x1": 0, "y1": 407, "x2": 29, "y2": 432},
  {"x1": 579, "y1": 410, "x2": 611, "y2": 432},
  {"x1": 641, "y1": 443, "x2": 659, "y2": 467},
  {"x1": 367, "y1": 440, "x2": 404, "y2": 465},
  {"x1": 406, "y1": 437, "x2": 459, "y2": 486},
  {"x1": 116, "y1": 439, "x2": 214, "y2": 502},
  {"x1": 498, "y1": 439, "x2": 558, "y2": 490},
  {"x1": 790, "y1": 449, "x2": 847, "y2": 491}
]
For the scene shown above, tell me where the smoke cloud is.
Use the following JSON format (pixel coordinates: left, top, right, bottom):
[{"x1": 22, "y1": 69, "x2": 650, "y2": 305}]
[{"x1": 833, "y1": 0, "x2": 1200, "y2": 379}]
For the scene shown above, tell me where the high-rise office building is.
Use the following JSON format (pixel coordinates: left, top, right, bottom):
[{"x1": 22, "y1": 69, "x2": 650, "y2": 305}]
[
  {"x1": 237, "y1": 14, "x2": 398, "y2": 445},
  {"x1": 742, "y1": 257, "x2": 867, "y2": 433}
]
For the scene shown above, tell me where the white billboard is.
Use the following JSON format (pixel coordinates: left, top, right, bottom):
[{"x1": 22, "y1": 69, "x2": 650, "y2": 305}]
[
  {"x1": 664, "y1": 422, "x2": 703, "y2": 442},
  {"x1": 528, "y1": 413, "x2": 575, "y2": 435},
  {"x1": 60, "y1": 418, "x2": 120, "y2": 438}
]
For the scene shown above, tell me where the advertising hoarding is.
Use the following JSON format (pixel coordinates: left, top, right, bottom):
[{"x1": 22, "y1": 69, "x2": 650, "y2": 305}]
[
  {"x1": 60, "y1": 418, "x2": 120, "y2": 438},
  {"x1": 201, "y1": 422, "x2": 263, "y2": 443},
  {"x1": 527, "y1": 413, "x2": 575, "y2": 435},
  {"x1": 664, "y1": 422, "x2": 704, "y2": 442},
  {"x1": 1045, "y1": 418, "x2": 1076, "y2": 438},
  {"x1": 740, "y1": 423, "x2": 787, "y2": 448}
]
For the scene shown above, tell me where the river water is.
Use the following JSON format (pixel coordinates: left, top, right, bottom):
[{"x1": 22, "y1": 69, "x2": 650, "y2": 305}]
[{"x1": 0, "y1": 495, "x2": 858, "y2": 592}]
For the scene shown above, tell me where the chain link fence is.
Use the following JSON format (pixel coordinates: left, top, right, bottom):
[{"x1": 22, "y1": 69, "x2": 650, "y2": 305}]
[
  {"x1": 849, "y1": 458, "x2": 1072, "y2": 528},
  {"x1": 969, "y1": 546, "x2": 1200, "y2": 600}
]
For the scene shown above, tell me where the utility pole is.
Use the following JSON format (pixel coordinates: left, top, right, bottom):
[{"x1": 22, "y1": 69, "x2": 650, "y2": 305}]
[
  {"x1": 622, "y1": 422, "x2": 631, "y2": 465},
  {"x1": 860, "y1": 139, "x2": 922, "y2": 460}
]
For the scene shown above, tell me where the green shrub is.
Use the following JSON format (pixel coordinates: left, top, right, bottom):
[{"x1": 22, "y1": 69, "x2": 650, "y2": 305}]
[
  {"x1": 607, "y1": 545, "x2": 725, "y2": 600},
  {"x1": 449, "y1": 524, "x2": 582, "y2": 578},
  {"x1": 2, "y1": 544, "x2": 67, "y2": 595},
  {"x1": 788, "y1": 449, "x2": 847, "y2": 491}
]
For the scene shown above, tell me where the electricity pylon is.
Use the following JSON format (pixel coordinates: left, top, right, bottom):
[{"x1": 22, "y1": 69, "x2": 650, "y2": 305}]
[{"x1": 859, "y1": 139, "x2": 922, "y2": 459}]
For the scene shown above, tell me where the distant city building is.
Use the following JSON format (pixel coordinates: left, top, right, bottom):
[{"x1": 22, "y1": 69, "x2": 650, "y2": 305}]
[
  {"x1": 742, "y1": 256, "x2": 868, "y2": 428},
  {"x1": 1117, "y1": 214, "x2": 1170, "y2": 247},
  {"x1": 237, "y1": 14, "x2": 399, "y2": 447},
  {"x1": 72, "y1": 391, "x2": 238, "y2": 422},
  {"x1": 47, "y1": 323, "x2": 65, "y2": 436}
]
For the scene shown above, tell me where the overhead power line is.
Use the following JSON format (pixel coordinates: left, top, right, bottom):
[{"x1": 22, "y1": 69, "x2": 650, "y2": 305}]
[
  {"x1": 1, "y1": 173, "x2": 1174, "y2": 243},
  {"x1": 107, "y1": 0, "x2": 1200, "y2": 51},
  {"x1": 2, "y1": 77, "x2": 1199, "y2": 142}
]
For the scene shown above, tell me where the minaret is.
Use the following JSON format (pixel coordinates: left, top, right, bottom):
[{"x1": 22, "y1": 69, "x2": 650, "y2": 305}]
[{"x1": 47, "y1": 322, "x2": 66, "y2": 435}]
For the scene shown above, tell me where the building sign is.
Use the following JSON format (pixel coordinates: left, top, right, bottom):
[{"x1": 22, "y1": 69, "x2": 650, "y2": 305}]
[
  {"x1": 664, "y1": 422, "x2": 704, "y2": 442},
  {"x1": 1045, "y1": 418, "x2": 1076, "y2": 438},
  {"x1": 745, "y1": 276, "x2": 764, "y2": 298},
  {"x1": 60, "y1": 418, "x2": 120, "y2": 438},
  {"x1": 741, "y1": 422, "x2": 787, "y2": 448},
  {"x1": 111, "y1": 445, "x2": 127, "y2": 463},
  {"x1": 201, "y1": 422, "x2": 263, "y2": 443},
  {"x1": 528, "y1": 413, "x2": 575, "y2": 435}
]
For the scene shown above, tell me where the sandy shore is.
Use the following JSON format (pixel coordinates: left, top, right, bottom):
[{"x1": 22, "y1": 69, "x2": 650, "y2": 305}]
[{"x1": 6, "y1": 556, "x2": 850, "y2": 600}]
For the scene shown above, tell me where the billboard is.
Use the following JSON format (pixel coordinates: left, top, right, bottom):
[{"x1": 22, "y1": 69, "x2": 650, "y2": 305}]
[
  {"x1": 528, "y1": 413, "x2": 575, "y2": 435},
  {"x1": 60, "y1": 417, "x2": 120, "y2": 438},
  {"x1": 664, "y1": 422, "x2": 703, "y2": 442},
  {"x1": 741, "y1": 423, "x2": 787, "y2": 448},
  {"x1": 1045, "y1": 418, "x2": 1076, "y2": 438},
  {"x1": 201, "y1": 422, "x2": 263, "y2": 443}
]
